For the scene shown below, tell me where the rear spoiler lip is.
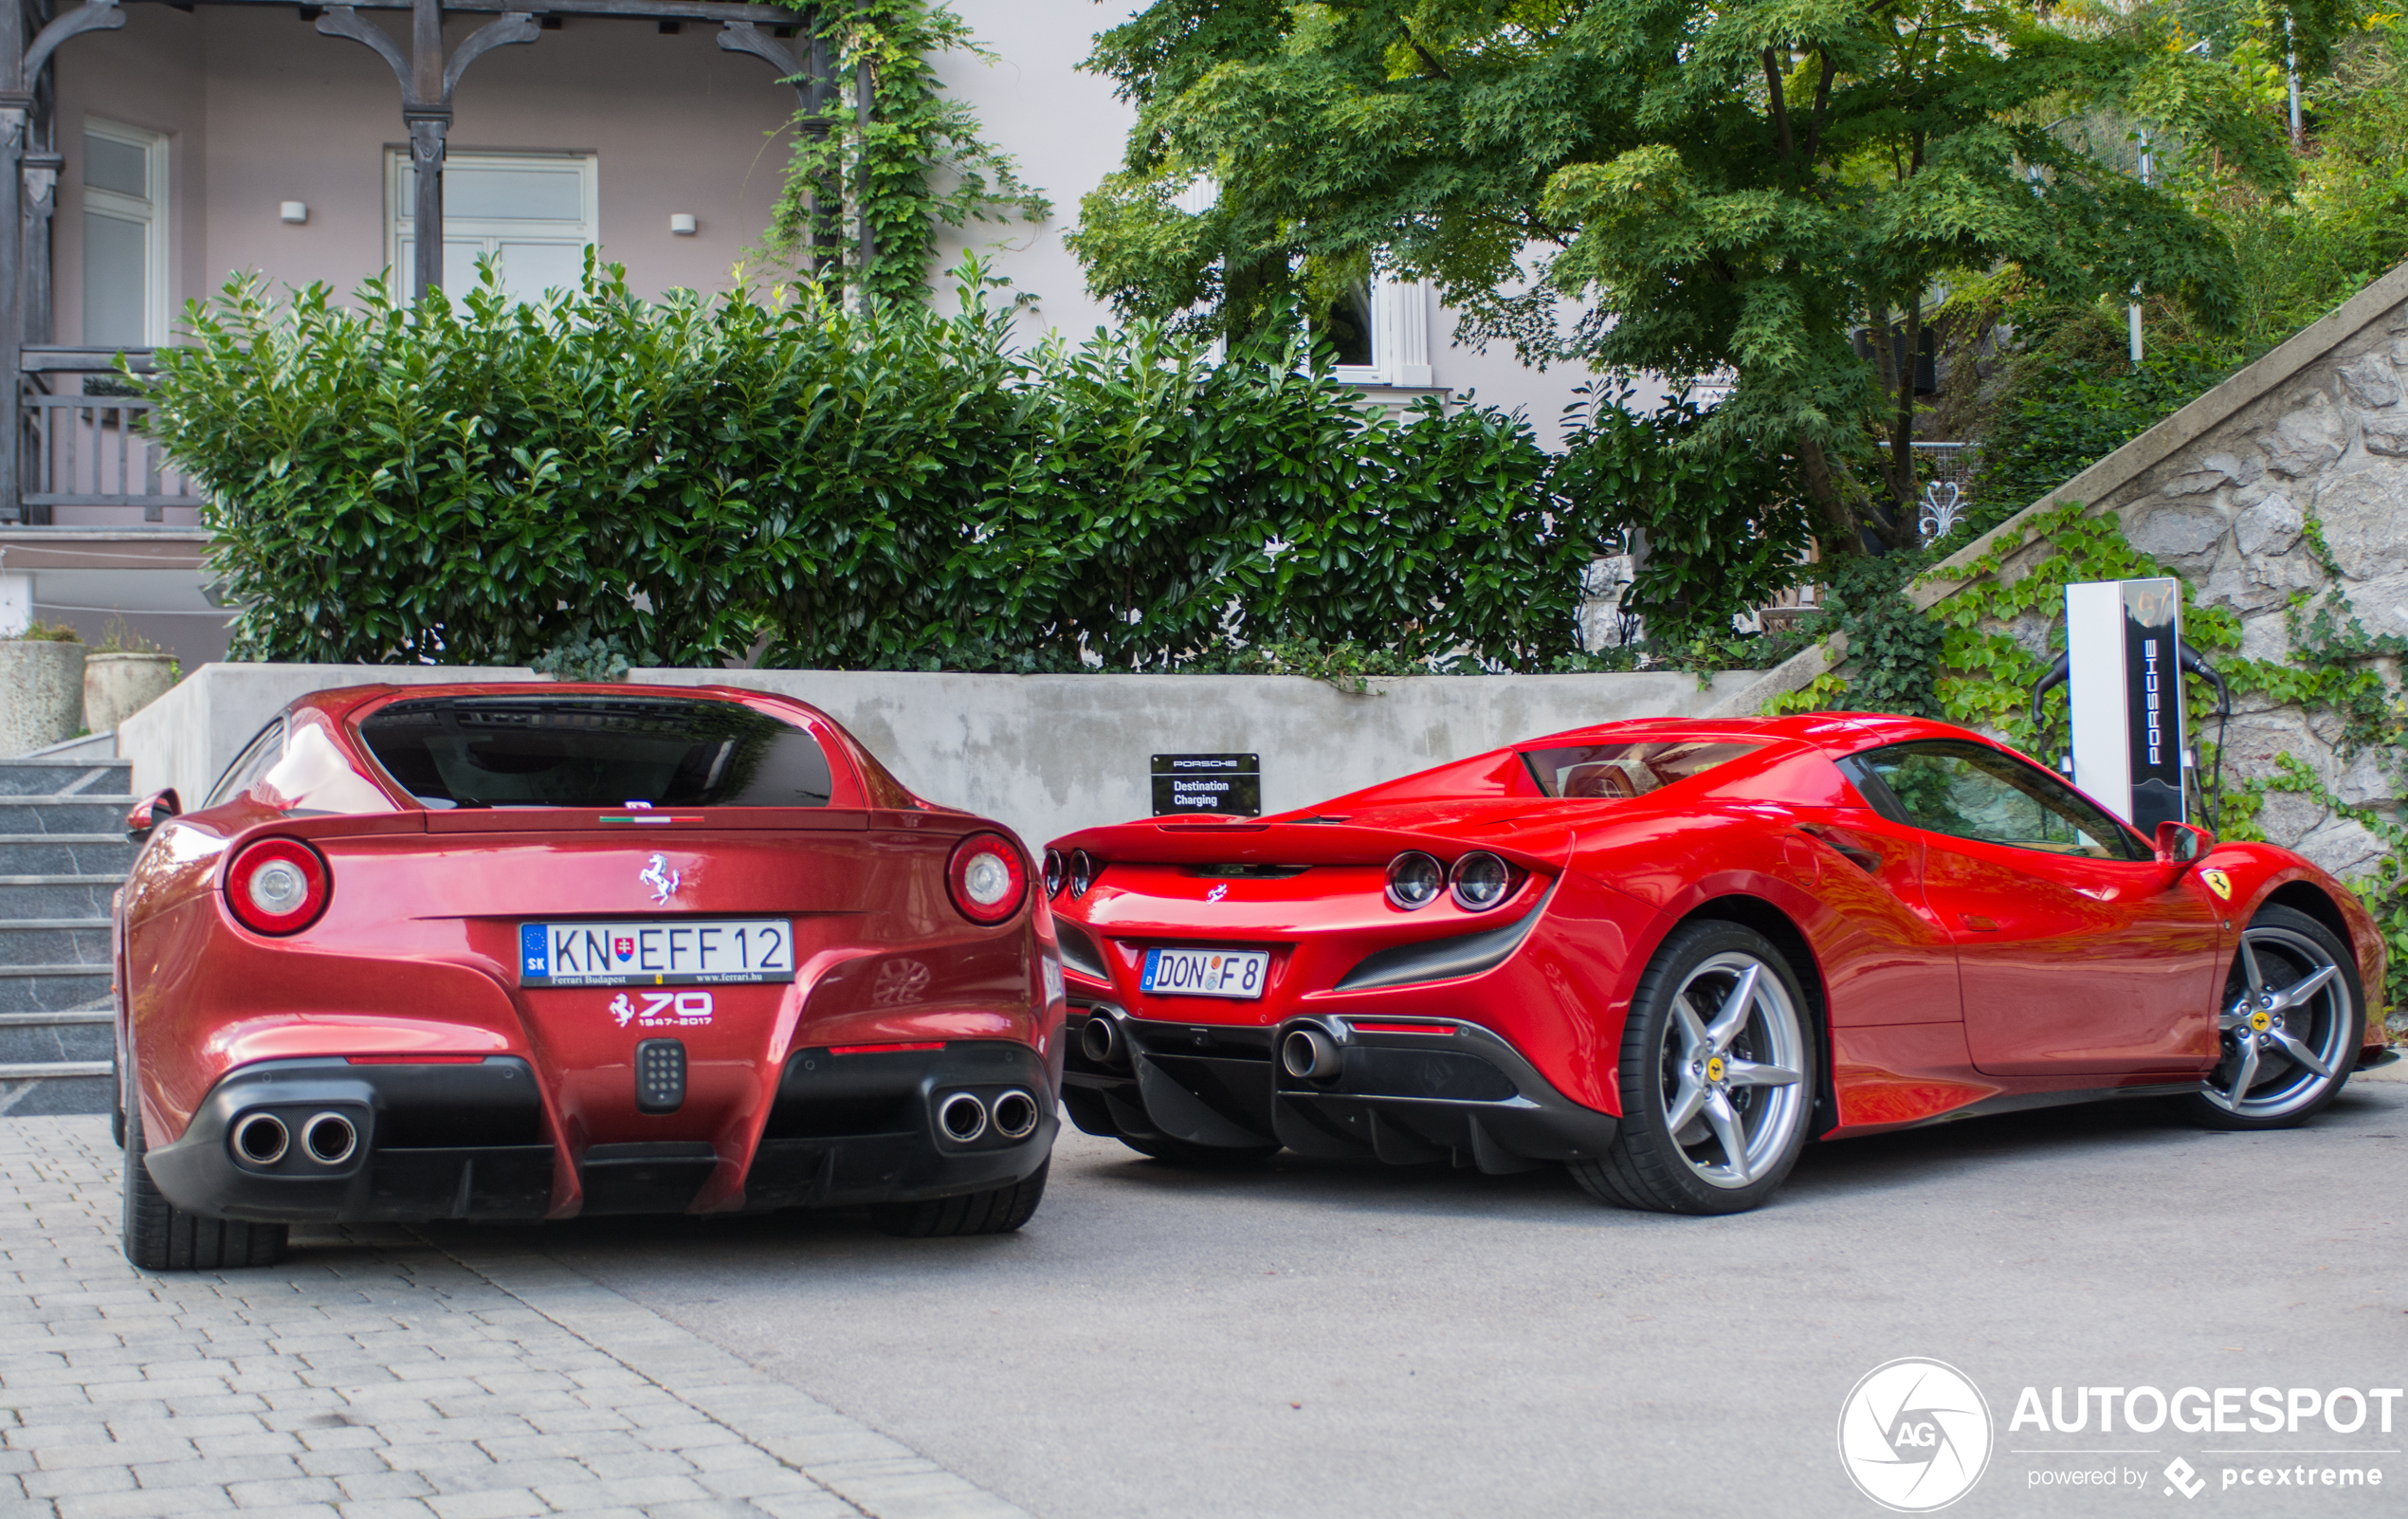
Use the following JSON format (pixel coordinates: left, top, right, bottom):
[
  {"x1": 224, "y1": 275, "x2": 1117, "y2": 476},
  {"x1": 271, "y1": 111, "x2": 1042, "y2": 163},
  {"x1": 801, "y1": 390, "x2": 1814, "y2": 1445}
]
[
  {"x1": 200, "y1": 806, "x2": 1018, "y2": 847},
  {"x1": 1046, "y1": 816, "x2": 1568, "y2": 875}
]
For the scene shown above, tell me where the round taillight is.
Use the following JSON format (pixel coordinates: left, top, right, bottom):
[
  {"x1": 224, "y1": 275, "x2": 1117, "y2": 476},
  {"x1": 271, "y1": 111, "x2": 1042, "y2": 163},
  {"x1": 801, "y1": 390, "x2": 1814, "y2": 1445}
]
[
  {"x1": 1386, "y1": 851, "x2": 1445, "y2": 910},
  {"x1": 1043, "y1": 849, "x2": 1067, "y2": 898},
  {"x1": 948, "y1": 833, "x2": 1029, "y2": 925},
  {"x1": 1068, "y1": 849, "x2": 1098, "y2": 899},
  {"x1": 1450, "y1": 851, "x2": 1511, "y2": 911},
  {"x1": 226, "y1": 837, "x2": 331, "y2": 934}
]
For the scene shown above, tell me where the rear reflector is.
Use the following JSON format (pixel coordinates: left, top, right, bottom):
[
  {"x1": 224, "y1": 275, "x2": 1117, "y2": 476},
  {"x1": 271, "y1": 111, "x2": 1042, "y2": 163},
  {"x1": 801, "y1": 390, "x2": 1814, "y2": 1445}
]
[
  {"x1": 346, "y1": 1054, "x2": 489, "y2": 1064},
  {"x1": 829, "y1": 1041, "x2": 946, "y2": 1055},
  {"x1": 1346, "y1": 1022, "x2": 1453, "y2": 1036}
]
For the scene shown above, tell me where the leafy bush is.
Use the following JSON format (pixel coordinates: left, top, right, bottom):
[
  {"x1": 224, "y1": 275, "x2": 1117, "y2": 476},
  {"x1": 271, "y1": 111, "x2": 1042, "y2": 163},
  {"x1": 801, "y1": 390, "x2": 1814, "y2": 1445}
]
[
  {"x1": 1965, "y1": 341, "x2": 2241, "y2": 541},
  {"x1": 1552, "y1": 386, "x2": 1813, "y2": 647},
  {"x1": 145, "y1": 258, "x2": 1653, "y2": 674}
]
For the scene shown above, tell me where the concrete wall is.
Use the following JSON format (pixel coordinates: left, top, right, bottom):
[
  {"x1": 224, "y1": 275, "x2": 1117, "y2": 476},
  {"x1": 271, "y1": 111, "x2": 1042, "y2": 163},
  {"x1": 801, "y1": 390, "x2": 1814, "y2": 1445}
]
[{"x1": 118, "y1": 665, "x2": 1766, "y2": 851}]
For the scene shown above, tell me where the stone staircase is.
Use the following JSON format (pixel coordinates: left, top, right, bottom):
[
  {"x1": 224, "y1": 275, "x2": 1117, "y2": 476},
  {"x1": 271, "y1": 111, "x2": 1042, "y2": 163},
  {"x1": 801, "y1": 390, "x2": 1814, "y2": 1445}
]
[{"x1": 0, "y1": 754, "x2": 133, "y2": 1117}]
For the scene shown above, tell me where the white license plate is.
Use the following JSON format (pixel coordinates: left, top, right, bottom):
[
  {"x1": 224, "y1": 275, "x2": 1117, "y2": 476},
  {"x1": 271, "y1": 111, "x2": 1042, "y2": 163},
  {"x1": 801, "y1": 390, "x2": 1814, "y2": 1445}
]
[
  {"x1": 1140, "y1": 946, "x2": 1269, "y2": 999},
  {"x1": 519, "y1": 919, "x2": 794, "y2": 987}
]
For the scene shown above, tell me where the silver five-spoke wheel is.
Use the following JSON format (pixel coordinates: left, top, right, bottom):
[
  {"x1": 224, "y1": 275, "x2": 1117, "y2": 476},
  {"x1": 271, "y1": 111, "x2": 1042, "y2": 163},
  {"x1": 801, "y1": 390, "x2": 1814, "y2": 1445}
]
[
  {"x1": 2181, "y1": 904, "x2": 2362, "y2": 1132},
  {"x1": 1575, "y1": 920, "x2": 1818, "y2": 1214},
  {"x1": 1659, "y1": 951, "x2": 1809, "y2": 1188}
]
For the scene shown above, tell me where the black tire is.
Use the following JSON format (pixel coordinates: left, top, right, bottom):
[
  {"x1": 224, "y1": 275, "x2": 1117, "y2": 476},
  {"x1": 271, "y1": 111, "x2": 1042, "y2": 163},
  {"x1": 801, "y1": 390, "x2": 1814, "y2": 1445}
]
[
  {"x1": 122, "y1": 1095, "x2": 287, "y2": 1272},
  {"x1": 109, "y1": 1051, "x2": 125, "y2": 1150},
  {"x1": 867, "y1": 1161, "x2": 1049, "y2": 1238},
  {"x1": 2177, "y1": 904, "x2": 2363, "y2": 1131},
  {"x1": 1117, "y1": 1134, "x2": 1281, "y2": 1167},
  {"x1": 1570, "y1": 919, "x2": 1817, "y2": 1216}
]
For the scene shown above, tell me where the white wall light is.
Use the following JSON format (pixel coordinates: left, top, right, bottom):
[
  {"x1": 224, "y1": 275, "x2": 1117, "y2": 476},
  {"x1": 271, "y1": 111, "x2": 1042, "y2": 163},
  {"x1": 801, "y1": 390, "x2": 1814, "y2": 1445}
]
[
  {"x1": 668, "y1": 212, "x2": 697, "y2": 236},
  {"x1": 280, "y1": 201, "x2": 308, "y2": 224}
]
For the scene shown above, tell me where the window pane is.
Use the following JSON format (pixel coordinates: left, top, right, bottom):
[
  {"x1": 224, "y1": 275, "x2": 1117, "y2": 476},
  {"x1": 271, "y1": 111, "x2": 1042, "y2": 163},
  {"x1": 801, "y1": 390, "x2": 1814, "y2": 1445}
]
[
  {"x1": 496, "y1": 240, "x2": 588, "y2": 301},
  {"x1": 411, "y1": 162, "x2": 586, "y2": 221},
  {"x1": 1852, "y1": 741, "x2": 2145, "y2": 860},
  {"x1": 83, "y1": 134, "x2": 148, "y2": 199},
  {"x1": 1314, "y1": 278, "x2": 1376, "y2": 368},
  {"x1": 358, "y1": 696, "x2": 834, "y2": 809},
  {"x1": 82, "y1": 210, "x2": 148, "y2": 348}
]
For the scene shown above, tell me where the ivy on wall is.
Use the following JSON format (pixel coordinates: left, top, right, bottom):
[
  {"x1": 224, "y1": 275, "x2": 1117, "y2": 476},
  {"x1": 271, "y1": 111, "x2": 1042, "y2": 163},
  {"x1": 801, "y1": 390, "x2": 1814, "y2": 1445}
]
[
  {"x1": 766, "y1": 0, "x2": 1050, "y2": 303},
  {"x1": 1768, "y1": 505, "x2": 2408, "y2": 1015}
]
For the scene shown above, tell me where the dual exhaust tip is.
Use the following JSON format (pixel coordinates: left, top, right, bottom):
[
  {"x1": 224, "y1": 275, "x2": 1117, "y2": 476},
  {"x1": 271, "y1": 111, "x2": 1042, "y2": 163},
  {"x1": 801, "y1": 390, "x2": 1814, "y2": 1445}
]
[
  {"x1": 231, "y1": 1110, "x2": 357, "y2": 1169},
  {"x1": 938, "y1": 1089, "x2": 1041, "y2": 1144}
]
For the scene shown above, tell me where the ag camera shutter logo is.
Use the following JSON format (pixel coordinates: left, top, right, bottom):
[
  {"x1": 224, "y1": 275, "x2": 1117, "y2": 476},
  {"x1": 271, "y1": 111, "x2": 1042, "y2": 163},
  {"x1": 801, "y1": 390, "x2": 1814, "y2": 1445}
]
[{"x1": 1837, "y1": 1358, "x2": 1994, "y2": 1511}]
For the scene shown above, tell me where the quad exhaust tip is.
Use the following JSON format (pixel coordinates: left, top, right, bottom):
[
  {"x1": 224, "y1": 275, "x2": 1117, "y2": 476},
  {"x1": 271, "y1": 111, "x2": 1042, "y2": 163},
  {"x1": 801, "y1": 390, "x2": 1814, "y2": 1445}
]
[
  {"x1": 1282, "y1": 1026, "x2": 1342, "y2": 1082},
  {"x1": 938, "y1": 1091, "x2": 989, "y2": 1144},
  {"x1": 991, "y1": 1089, "x2": 1040, "y2": 1141},
  {"x1": 302, "y1": 1111, "x2": 358, "y2": 1166},
  {"x1": 1080, "y1": 1014, "x2": 1121, "y2": 1065},
  {"x1": 232, "y1": 1112, "x2": 289, "y2": 1166}
]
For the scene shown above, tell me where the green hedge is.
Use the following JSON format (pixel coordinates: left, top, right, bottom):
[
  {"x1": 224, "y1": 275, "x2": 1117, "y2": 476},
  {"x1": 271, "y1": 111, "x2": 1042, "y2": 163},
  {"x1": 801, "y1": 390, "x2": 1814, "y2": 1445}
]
[{"x1": 146, "y1": 262, "x2": 1617, "y2": 671}]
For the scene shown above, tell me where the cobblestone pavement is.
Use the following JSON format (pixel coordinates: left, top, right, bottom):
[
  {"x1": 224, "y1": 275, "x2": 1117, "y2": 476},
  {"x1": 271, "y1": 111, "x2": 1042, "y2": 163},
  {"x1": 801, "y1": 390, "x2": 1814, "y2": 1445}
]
[{"x1": 0, "y1": 1118, "x2": 1028, "y2": 1519}]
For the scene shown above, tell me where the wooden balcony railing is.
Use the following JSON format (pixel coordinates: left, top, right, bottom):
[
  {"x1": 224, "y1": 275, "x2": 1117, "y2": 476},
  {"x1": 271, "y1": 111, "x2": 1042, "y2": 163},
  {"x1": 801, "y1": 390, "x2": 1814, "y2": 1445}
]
[{"x1": 9, "y1": 348, "x2": 204, "y2": 526}]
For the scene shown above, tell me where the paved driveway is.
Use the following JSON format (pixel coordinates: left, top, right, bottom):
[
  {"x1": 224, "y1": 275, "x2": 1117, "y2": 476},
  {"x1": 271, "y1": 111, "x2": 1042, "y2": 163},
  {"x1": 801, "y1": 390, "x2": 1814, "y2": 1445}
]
[
  {"x1": 6, "y1": 1068, "x2": 2402, "y2": 1519},
  {"x1": 529, "y1": 1066, "x2": 2408, "y2": 1519}
]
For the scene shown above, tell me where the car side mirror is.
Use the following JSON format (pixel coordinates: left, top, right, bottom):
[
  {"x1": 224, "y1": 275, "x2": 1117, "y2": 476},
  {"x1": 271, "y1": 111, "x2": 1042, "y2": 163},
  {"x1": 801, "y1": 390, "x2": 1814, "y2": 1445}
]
[
  {"x1": 2154, "y1": 819, "x2": 2211, "y2": 867},
  {"x1": 125, "y1": 789, "x2": 180, "y2": 842}
]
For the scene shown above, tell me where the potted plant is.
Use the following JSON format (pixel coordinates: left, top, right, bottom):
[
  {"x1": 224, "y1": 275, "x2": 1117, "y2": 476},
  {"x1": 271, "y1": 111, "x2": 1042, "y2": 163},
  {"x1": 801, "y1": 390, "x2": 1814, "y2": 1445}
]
[
  {"x1": 1, "y1": 620, "x2": 86, "y2": 756},
  {"x1": 84, "y1": 618, "x2": 180, "y2": 735}
]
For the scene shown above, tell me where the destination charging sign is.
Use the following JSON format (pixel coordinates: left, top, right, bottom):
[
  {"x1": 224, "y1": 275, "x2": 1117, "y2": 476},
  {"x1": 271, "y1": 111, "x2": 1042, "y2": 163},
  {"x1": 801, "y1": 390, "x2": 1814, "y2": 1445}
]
[
  {"x1": 1152, "y1": 753, "x2": 1262, "y2": 817},
  {"x1": 2064, "y1": 577, "x2": 2187, "y2": 833}
]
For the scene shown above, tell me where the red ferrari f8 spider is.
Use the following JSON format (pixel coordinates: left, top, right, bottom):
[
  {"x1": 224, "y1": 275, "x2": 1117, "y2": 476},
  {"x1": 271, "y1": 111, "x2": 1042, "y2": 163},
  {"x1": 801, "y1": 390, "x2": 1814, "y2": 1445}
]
[
  {"x1": 1045, "y1": 713, "x2": 2393, "y2": 1214},
  {"x1": 113, "y1": 684, "x2": 1064, "y2": 1270}
]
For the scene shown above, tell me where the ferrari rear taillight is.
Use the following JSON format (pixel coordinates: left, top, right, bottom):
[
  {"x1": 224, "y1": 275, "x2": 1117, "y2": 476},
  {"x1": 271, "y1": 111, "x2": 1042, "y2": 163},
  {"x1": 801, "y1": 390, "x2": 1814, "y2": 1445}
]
[
  {"x1": 1450, "y1": 851, "x2": 1511, "y2": 911},
  {"x1": 225, "y1": 837, "x2": 331, "y2": 935},
  {"x1": 1385, "y1": 851, "x2": 1445, "y2": 909},
  {"x1": 947, "y1": 833, "x2": 1028, "y2": 924}
]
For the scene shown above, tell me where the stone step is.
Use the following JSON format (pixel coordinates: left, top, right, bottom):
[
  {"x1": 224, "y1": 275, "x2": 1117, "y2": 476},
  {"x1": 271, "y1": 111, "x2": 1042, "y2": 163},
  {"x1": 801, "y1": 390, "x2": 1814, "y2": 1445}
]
[
  {"x1": 0, "y1": 796, "x2": 137, "y2": 834},
  {"x1": 0, "y1": 759, "x2": 132, "y2": 796},
  {"x1": 0, "y1": 876, "x2": 122, "y2": 918},
  {"x1": 0, "y1": 920, "x2": 112, "y2": 969},
  {"x1": 0, "y1": 834, "x2": 141, "y2": 875},
  {"x1": 0, "y1": 1070, "x2": 114, "y2": 1117},
  {"x1": 0, "y1": 966, "x2": 112, "y2": 1014},
  {"x1": 0, "y1": 1010, "x2": 113, "y2": 1065}
]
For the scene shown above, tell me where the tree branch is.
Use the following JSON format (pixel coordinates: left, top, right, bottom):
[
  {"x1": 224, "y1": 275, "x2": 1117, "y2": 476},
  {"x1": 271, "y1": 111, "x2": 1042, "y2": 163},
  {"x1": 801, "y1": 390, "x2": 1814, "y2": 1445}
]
[
  {"x1": 1799, "y1": 52, "x2": 1838, "y2": 163},
  {"x1": 1404, "y1": 24, "x2": 1450, "y2": 81},
  {"x1": 1762, "y1": 47, "x2": 1795, "y2": 158}
]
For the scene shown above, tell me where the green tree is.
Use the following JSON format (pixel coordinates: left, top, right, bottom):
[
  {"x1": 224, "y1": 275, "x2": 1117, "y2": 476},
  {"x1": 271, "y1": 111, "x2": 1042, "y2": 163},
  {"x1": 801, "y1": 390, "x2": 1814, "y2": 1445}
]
[{"x1": 1070, "y1": 0, "x2": 2283, "y2": 551}]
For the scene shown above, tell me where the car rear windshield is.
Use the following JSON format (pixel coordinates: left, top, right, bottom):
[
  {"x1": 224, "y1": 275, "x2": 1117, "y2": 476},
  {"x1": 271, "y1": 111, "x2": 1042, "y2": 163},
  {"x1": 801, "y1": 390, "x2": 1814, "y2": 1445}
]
[
  {"x1": 1520, "y1": 741, "x2": 1762, "y2": 799},
  {"x1": 357, "y1": 695, "x2": 834, "y2": 809}
]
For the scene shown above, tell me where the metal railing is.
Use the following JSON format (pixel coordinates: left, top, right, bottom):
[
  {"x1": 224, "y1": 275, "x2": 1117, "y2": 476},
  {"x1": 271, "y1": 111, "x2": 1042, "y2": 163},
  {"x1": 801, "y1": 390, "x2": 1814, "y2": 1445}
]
[{"x1": 10, "y1": 348, "x2": 204, "y2": 525}]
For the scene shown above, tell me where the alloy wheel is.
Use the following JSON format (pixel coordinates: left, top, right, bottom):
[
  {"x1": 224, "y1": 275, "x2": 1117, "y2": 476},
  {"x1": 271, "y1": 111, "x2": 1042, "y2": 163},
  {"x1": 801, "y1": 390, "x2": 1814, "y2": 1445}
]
[
  {"x1": 1655, "y1": 951, "x2": 1809, "y2": 1188},
  {"x1": 2201, "y1": 924, "x2": 2354, "y2": 1121}
]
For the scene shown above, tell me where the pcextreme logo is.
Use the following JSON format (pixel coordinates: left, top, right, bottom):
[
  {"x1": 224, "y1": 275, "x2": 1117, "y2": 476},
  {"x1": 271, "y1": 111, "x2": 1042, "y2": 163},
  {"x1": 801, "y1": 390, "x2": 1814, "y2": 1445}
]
[{"x1": 1838, "y1": 1358, "x2": 1996, "y2": 1512}]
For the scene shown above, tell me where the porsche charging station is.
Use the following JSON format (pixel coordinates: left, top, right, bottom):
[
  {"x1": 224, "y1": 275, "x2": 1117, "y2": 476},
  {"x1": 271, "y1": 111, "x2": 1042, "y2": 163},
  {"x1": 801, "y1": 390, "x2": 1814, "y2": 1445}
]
[{"x1": 2040, "y1": 576, "x2": 2228, "y2": 833}]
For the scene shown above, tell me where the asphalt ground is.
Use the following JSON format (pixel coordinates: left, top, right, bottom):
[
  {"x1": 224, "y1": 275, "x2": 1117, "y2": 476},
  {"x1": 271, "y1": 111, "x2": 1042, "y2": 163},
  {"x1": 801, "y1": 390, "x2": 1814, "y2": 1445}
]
[{"x1": 484, "y1": 1063, "x2": 2408, "y2": 1519}]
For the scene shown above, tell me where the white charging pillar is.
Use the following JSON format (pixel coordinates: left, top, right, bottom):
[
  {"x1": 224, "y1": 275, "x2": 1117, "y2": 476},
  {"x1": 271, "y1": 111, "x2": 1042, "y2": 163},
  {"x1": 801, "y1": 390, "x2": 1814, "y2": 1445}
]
[{"x1": 2064, "y1": 577, "x2": 2186, "y2": 832}]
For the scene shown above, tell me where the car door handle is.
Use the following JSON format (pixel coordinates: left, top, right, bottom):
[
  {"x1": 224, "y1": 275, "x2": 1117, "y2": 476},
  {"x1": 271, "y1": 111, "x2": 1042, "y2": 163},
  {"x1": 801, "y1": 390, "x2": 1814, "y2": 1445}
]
[
  {"x1": 1797, "y1": 824, "x2": 1884, "y2": 875},
  {"x1": 1961, "y1": 914, "x2": 1999, "y2": 932}
]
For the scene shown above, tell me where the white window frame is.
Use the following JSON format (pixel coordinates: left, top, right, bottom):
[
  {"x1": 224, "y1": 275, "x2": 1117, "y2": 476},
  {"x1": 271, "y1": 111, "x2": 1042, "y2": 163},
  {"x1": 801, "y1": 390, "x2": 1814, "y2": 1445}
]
[
  {"x1": 385, "y1": 149, "x2": 599, "y2": 297},
  {"x1": 82, "y1": 118, "x2": 171, "y2": 347},
  {"x1": 1330, "y1": 273, "x2": 1434, "y2": 390}
]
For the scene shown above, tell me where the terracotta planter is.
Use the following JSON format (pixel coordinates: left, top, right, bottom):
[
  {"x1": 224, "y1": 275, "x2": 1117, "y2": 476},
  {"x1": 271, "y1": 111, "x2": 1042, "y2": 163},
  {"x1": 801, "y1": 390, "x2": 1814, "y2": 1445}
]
[
  {"x1": 85, "y1": 650, "x2": 179, "y2": 736},
  {"x1": 0, "y1": 639, "x2": 88, "y2": 756}
]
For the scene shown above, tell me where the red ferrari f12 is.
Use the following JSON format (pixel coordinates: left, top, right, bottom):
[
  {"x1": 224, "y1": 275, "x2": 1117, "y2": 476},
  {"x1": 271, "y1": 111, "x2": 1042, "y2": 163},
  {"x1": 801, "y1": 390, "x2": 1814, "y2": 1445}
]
[
  {"x1": 114, "y1": 684, "x2": 1064, "y2": 1270},
  {"x1": 1046, "y1": 714, "x2": 2392, "y2": 1214}
]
